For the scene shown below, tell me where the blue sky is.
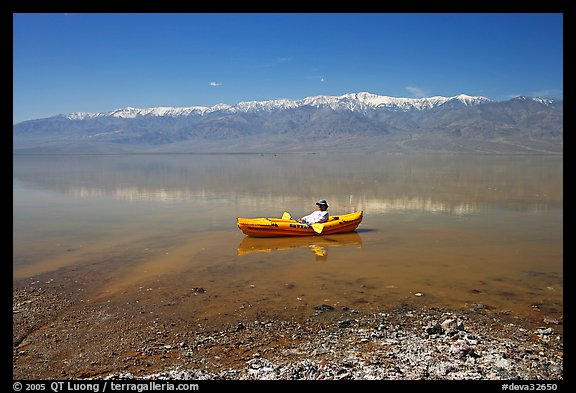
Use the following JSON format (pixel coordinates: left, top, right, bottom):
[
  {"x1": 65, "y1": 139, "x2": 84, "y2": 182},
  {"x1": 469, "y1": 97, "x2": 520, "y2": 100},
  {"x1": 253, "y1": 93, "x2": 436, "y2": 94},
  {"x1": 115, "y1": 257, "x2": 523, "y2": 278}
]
[{"x1": 13, "y1": 13, "x2": 563, "y2": 124}]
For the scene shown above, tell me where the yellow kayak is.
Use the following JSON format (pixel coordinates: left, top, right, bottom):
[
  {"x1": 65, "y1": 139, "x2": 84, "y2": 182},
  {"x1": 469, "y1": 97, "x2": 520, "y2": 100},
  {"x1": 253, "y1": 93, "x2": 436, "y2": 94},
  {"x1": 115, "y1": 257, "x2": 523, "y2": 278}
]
[{"x1": 237, "y1": 211, "x2": 363, "y2": 237}]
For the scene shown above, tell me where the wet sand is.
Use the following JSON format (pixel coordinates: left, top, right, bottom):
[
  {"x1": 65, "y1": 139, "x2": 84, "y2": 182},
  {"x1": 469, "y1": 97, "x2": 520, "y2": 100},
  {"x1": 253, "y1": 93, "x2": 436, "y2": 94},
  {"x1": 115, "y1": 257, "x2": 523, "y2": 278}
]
[{"x1": 13, "y1": 277, "x2": 563, "y2": 380}]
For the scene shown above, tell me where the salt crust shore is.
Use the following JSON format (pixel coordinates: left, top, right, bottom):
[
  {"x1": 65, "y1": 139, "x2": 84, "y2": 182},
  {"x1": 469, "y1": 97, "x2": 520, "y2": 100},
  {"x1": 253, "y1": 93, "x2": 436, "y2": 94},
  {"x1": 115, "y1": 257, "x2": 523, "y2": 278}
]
[{"x1": 13, "y1": 285, "x2": 563, "y2": 381}]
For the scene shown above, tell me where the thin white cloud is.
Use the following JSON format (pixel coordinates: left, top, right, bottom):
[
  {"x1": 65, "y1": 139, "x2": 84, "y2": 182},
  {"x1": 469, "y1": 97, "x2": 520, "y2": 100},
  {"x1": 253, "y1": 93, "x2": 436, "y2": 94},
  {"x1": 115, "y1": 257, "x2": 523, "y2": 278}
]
[
  {"x1": 209, "y1": 82, "x2": 223, "y2": 87},
  {"x1": 275, "y1": 57, "x2": 292, "y2": 64},
  {"x1": 406, "y1": 86, "x2": 427, "y2": 98},
  {"x1": 258, "y1": 57, "x2": 293, "y2": 68}
]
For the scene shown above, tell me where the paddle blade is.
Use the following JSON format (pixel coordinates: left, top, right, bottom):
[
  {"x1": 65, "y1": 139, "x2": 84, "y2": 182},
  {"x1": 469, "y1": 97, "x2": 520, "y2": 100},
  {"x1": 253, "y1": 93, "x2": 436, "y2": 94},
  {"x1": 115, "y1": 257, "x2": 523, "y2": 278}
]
[
  {"x1": 282, "y1": 212, "x2": 292, "y2": 220},
  {"x1": 311, "y1": 223, "x2": 324, "y2": 234},
  {"x1": 309, "y1": 245, "x2": 327, "y2": 257}
]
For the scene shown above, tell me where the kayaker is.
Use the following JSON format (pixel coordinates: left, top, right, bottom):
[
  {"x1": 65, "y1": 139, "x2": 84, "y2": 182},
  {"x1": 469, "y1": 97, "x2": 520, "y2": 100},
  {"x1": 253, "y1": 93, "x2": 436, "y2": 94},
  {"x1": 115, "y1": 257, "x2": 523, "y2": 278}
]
[{"x1": 298, "y1": 199, "x2": 329, "y2": 224}]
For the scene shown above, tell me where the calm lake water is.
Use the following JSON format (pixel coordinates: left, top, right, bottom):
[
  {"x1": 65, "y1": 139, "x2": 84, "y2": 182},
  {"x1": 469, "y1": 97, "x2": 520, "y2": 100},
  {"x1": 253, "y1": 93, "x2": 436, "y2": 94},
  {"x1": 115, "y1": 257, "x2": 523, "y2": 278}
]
[{"x1": 13, "y1": 153, "x2": 563, "y2": 326}]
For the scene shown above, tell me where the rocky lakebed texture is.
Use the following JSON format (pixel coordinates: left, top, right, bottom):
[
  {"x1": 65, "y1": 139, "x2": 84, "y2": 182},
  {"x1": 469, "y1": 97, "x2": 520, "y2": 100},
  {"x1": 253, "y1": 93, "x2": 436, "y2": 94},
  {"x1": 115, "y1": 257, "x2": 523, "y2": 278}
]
[{"x1": 13, "y1": 282, "x2": 564, "y2": 382}]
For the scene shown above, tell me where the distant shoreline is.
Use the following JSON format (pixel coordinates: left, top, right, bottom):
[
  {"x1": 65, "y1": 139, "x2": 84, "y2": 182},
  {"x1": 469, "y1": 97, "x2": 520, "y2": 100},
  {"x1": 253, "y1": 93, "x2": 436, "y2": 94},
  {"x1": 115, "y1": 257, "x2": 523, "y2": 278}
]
[{"x1": 12, "y1": 149, "x2": 564, "y2": 156}]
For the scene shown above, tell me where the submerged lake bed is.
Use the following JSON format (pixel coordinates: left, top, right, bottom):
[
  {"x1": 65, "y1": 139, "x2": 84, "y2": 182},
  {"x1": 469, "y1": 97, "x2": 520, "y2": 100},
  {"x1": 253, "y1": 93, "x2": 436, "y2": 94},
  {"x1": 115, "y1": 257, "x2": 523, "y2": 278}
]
[{"x1": 13, "y1": 153, "x2": 563, "y2": 379}]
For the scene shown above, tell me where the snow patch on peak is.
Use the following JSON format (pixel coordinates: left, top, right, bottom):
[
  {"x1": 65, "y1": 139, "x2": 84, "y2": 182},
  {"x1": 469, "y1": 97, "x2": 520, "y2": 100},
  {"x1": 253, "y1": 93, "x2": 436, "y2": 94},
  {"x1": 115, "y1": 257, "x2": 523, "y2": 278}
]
[
  {"x1": 512, "y1": 96, "x2": 556, "y2": 106},
  {"x1": 64, "y1": 92, "x2": 494, "y2": 121},
  {"x1": 109, "y1": 107, "x2": 140, "y2": 118},
  {"x1": 210, "y1": 103, "x2": 233, "y2": 111},
  {"x1": 532, "y1": 97, "x2": 556, "y2": 105},
  {"x1": 66, "y1": 112, "x2": 104, "y2": 120},
  {"x1": 73, "y1": 106, "x2": 215, "y2": 119},
  {"x1": 228, "y1": 99, "x2": 298, "y2": 113},
  {"x1": 451, "y1": 94, "x2": 491, "y2": 105}
]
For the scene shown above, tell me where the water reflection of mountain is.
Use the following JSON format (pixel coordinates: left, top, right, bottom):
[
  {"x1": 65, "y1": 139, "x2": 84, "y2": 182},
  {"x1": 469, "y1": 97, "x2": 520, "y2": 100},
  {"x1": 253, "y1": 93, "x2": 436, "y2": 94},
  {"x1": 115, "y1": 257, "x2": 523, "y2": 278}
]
[
  {"x1": 13, "y1": 154, "x2": 563, "y2": 214},
  {"x1": 237, "y1": 232, "x2": 363, "y2": 261},
  {"x1": 60, "y1": 186, "x2": 487, "y2": 214}
]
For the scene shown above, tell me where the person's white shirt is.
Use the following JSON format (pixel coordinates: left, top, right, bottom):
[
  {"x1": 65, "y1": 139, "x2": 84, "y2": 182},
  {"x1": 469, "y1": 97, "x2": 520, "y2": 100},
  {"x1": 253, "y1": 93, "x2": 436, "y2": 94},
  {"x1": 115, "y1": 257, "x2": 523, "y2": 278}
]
[{"x1": 300, "y1": 210, "x2": 329, "y2": 224}]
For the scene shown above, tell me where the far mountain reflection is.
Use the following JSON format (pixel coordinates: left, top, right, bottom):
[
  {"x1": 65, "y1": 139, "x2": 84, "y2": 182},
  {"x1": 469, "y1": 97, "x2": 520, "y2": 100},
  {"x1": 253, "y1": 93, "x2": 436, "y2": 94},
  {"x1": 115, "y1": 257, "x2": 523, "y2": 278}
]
[{"x1": 13, "y1": 153, "x2": 563, "y2": 326}]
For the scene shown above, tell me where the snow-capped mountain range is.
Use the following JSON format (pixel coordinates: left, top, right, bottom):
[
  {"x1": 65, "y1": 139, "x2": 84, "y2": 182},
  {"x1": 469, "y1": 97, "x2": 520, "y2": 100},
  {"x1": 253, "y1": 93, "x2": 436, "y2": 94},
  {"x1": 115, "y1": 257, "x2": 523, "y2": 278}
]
[
  {"x1": 13, "y1": 92, "x2": 562, "y2": 154},
  {"x1": 65, "y1": 92, "x2": 492, "y2": 120}
]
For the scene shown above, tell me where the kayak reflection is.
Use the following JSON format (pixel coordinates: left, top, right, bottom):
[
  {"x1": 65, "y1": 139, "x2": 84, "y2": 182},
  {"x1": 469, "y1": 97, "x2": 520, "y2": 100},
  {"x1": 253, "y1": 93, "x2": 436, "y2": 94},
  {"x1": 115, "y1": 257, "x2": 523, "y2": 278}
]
[{"x1": 237, "y1": 232, "x2": 363, "y2": 261}]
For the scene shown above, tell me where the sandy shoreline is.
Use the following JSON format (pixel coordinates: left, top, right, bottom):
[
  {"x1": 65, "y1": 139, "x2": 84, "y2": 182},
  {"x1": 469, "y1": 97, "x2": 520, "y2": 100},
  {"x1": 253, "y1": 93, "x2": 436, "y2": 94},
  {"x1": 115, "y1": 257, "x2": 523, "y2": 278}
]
[{"x1": 13, "y1": 282, "x2": 563, "y2": 381}]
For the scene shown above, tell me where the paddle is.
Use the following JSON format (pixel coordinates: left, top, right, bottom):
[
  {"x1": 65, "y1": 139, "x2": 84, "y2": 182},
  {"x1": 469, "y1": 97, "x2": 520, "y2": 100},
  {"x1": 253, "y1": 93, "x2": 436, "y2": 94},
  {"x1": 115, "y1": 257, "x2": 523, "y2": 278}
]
[
  {"x1": 282, "y1": 211, "x2": 324, "y2": 233},
  {"x1": 311, "y1": 223, "x2": 324, "y2": 234}
]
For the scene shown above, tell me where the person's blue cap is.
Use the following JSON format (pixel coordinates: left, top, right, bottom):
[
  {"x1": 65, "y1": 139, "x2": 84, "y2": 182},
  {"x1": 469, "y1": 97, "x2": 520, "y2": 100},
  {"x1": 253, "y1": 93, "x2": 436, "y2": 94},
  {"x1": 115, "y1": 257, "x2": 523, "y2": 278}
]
[{"x1": 316, "y1": 199, "x2": 328, "y2": 206}]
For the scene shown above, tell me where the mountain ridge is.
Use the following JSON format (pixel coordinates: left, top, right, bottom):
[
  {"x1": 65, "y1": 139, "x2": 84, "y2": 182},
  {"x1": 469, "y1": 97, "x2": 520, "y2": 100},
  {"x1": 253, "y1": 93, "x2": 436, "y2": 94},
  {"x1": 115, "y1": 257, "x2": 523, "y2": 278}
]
[
  {"x1": 26, "y1": 92, "x2": 496, "y2": 122},
  {"x1": 13, "y1": 92, "x2": 563, "y2": 154}
]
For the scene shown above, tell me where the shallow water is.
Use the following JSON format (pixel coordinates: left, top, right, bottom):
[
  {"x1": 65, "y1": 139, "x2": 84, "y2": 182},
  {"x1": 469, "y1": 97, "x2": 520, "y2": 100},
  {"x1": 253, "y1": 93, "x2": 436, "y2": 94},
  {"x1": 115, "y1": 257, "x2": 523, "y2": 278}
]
[{"x1": 13, "y1": 153, "x2": 563, "y2": 325}]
